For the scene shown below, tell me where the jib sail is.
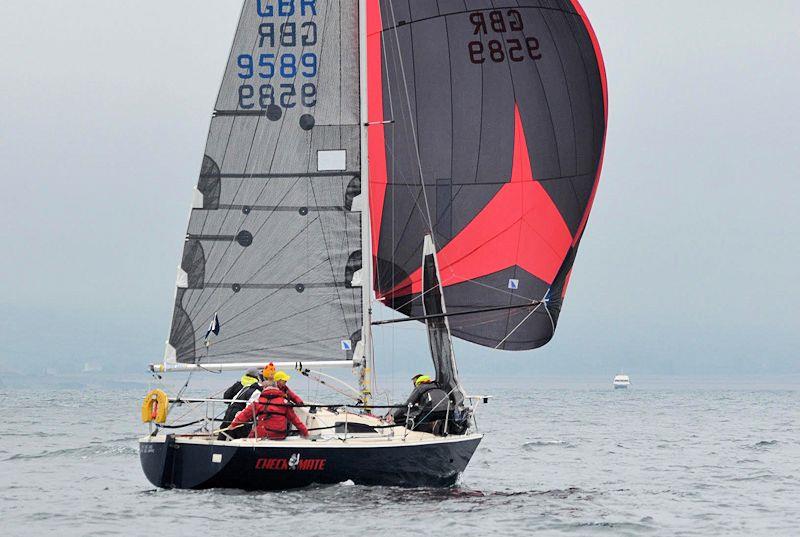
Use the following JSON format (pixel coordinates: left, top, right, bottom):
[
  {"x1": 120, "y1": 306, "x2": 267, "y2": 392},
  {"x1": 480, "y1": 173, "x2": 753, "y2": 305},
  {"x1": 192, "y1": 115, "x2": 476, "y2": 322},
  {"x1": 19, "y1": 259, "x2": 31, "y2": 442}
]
[
  {"x1": 367, "y1": 0, "x2": 607, "y2": 350},
  {"x1": 165, "y1": 0, "x2": 363, "y2": 365}
]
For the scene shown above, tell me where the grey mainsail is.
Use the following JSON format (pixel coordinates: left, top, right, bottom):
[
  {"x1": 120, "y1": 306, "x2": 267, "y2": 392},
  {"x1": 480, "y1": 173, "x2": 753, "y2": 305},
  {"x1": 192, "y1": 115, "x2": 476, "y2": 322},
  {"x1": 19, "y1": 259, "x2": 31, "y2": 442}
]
[{"x1": 165, "y1": 0, "x2": 362, "y2": 365}]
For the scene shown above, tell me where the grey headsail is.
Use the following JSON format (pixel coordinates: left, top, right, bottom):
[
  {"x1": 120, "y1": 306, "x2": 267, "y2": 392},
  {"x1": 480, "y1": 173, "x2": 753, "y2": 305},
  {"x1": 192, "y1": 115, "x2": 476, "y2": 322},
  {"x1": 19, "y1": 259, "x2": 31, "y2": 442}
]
[{"x1": 165, "y1": 0, "x2": 362, "y2": 365}]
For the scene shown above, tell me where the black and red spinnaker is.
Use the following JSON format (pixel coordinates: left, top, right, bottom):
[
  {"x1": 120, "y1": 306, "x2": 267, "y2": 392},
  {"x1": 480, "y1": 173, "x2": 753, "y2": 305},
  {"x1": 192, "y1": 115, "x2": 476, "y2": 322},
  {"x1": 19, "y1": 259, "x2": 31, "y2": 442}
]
[{"x1": 367, "y1": 0, "x2": 607, "y2": 350}]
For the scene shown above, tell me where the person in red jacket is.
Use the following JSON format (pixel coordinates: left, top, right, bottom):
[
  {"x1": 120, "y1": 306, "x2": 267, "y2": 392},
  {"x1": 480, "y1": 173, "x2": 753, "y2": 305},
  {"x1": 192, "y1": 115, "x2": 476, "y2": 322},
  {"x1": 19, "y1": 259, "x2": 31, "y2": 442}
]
[{"x1": 230, "y1": 373, "x2": 309, "y2": 440}]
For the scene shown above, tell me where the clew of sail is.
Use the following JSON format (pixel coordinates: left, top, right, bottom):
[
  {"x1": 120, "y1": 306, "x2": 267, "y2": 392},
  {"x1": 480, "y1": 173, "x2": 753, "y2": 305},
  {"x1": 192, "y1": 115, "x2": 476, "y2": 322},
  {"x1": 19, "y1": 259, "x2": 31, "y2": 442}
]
[
  {"x1": 164, "y1": 0, "x2": 363, "y2": 367},
  {"x1": 367, "y1": 0, "x2": 607, "y2": 351}
]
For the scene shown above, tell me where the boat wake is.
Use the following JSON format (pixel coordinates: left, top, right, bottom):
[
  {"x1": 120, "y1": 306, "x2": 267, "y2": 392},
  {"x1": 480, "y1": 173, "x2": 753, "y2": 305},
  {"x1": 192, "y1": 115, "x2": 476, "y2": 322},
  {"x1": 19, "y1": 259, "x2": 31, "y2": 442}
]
[{"x1": 522, "y1": 439, "x2": 576, "y2": 449}]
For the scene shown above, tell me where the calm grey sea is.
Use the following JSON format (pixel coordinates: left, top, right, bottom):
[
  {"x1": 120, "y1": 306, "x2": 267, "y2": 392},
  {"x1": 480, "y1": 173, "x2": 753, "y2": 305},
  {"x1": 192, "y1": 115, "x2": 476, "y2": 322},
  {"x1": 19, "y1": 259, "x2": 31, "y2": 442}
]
[{"x1": 1, "y1": 377, "x2": 797, "y2": 536}]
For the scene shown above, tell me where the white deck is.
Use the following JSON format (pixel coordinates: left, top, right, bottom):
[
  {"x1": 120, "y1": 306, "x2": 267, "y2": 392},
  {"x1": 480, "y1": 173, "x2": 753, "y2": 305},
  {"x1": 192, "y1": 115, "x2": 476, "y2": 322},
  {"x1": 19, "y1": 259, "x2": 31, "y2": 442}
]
[{"x1": 142, "y1": 407, "x2": 481, "y2": 449}]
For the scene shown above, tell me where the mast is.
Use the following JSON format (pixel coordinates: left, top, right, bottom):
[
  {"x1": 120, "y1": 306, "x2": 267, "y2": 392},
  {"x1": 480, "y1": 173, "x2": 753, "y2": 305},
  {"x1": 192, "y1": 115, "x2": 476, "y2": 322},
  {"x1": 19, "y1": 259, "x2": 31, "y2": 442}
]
[{"x1": 356, "y1": 0, "x2": 373, "y2": 405}]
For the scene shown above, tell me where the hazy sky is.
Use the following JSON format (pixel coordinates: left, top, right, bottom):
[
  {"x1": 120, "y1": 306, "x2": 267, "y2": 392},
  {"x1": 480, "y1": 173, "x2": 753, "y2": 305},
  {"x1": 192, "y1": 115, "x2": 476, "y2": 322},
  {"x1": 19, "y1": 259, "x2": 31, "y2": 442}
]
[{"x1": 1, "y1": 1, "x2": 798, "y2": 376}]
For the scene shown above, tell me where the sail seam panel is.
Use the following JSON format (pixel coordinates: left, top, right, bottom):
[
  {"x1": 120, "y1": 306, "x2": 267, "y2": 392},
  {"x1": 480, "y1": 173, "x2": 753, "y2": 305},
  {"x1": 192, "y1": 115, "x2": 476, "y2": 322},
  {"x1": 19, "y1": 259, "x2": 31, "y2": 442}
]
[
  {"x1": 185, "y1": 175, "x2": 305, "y2": 318},
  {"x1": 198, "y1": 4, "x2": 296, "y2": 267},
  {"x1": 193, "y1": 4, "x2": 357, "y2": 342},
  {"x1": 208, "y1": 297, "x2": 350, "y2": 348},
  {"x1": 185, "y1": 4, "x2": 270, "y2": 315},
  {"x1": 491, "y1": 0, "x2": 527, "y2": 341},
  {"x1": 198, "y1": 2, "x2": 330, "y2": 324},
  {"x1": 186, "y1": 3, "x2": 310, "y2": 317},
  {"x1": 190, "y1": 229, "x2": 327, "y2": 334}
]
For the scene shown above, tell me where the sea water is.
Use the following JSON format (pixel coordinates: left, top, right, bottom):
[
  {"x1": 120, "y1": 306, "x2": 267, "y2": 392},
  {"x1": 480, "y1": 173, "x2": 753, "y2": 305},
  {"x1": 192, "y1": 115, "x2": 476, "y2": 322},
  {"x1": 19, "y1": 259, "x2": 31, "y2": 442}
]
[{"x1": 1, "y1": 377, "x2": 797, "y2": 536}]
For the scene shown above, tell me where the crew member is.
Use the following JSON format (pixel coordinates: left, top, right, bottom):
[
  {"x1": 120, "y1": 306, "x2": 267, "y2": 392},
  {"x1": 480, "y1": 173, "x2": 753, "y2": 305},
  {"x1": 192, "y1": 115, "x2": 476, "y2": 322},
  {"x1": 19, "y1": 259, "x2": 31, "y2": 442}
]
[
  {"x1": 230, "y1": 371, "x2": 309, "y2": 440},
  {"x1": 262, "y1": 362, "x2": 276, "y2": 385},
  {"x1": 244, "y1": 362, "x2": 304, "y2": 406},
  {"x1": 244, "y1": 362, "x2": 277, "y2": 403},
  {"x1": 223, "y1": 369, "x2": 262, "y2": 401},
  {"x1": 276, "y1": 370, "x2": 304, "y2": 406},
  {"x1": 391, "y1": 374, "x2": 450, "y2": 433},
  {"x1": 218, "y1": 369, "x2": 263, "y2": 439}
]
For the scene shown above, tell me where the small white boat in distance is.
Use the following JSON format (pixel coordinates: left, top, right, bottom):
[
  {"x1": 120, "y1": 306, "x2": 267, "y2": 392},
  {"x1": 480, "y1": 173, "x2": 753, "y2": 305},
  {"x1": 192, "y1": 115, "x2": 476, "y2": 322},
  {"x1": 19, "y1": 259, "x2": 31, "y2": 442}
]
[{"x1": 613, "y1": 374, "x2": 631, "y2": 389}]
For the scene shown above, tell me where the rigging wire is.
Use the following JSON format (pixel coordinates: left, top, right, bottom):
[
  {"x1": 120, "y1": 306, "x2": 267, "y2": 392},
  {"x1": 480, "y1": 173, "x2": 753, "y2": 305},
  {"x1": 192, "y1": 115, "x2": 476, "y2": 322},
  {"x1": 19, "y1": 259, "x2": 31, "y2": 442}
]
[
  {"x1": 493, "y1": 290, "x2": 550, "y2": 349},
  {"x1": 298, "y1": 366, "x2": 364, "y2": 402}
]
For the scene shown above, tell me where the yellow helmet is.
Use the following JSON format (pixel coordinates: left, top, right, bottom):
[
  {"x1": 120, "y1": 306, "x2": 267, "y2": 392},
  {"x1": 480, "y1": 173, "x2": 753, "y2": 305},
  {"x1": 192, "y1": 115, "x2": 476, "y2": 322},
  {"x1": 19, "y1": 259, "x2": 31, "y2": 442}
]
[
  {"x1": 240, "y1": 373, "x2": 258, "y2": 387},
  {"x1": 414, "y1": 374, "x2": 432, "y2": 386},
  {"x1": 274, "y1": 371, "x2": 291, "y2": 382}
]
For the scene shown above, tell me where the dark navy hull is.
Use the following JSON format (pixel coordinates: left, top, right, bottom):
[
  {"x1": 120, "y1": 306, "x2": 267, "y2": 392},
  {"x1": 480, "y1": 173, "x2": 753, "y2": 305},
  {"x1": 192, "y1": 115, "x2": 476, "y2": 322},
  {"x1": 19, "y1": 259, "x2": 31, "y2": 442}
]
[{"x1": 140, "y1": 434, "x2": 482, "y2": 490}]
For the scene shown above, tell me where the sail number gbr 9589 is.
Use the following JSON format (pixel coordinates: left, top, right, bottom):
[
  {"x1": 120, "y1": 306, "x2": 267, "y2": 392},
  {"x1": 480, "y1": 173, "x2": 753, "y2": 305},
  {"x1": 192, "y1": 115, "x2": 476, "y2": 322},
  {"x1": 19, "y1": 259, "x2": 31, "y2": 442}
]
[
  {"x1": 468, "y1": 9, "x2": 543, "y2": 64},
  {"x1": 237, "y1": 0, "x2": 318, "y2": 111}
]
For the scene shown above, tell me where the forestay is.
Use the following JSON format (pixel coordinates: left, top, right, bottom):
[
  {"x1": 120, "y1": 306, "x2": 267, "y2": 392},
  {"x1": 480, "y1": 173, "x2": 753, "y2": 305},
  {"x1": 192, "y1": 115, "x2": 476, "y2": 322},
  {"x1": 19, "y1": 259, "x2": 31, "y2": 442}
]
[{"x1": 165, "y1": 0, "x2": 363, "y2": 365}]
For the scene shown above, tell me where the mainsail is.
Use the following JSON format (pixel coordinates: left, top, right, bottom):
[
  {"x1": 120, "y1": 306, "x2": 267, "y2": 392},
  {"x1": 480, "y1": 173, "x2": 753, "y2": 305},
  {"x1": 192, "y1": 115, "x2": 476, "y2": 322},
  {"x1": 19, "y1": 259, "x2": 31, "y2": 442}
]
[
  {"x1": 165, "y1": 0, "x2": 363, "y2": 366},
  {"x1": 367, "y1": 1, "x2": 607, "y2": 350}
]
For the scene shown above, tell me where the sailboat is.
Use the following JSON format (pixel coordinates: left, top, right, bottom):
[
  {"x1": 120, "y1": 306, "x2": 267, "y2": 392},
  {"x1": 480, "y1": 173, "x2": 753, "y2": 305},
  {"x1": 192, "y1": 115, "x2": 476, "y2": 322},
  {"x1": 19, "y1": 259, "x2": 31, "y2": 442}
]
[{"x1": 139, "y1": 0, "x2": 607, "y2": 490}]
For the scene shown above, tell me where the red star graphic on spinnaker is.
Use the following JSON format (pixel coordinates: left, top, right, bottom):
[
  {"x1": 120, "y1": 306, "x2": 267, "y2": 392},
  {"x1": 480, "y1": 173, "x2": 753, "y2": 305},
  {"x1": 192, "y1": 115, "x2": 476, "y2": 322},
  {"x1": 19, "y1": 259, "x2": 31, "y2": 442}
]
[{"x1": 384, "y1": 104, "x2": 574, "y2": 300}]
